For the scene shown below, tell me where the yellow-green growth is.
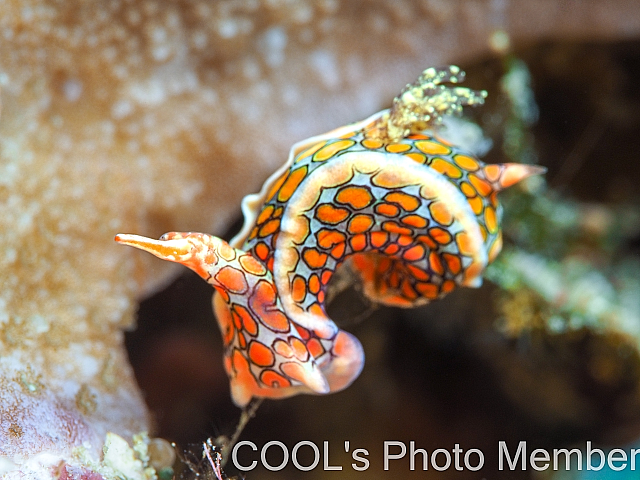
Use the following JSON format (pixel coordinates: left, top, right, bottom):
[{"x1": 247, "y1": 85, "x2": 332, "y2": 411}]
[{"x1": 370, "y1": 66, "x2": 487, "y2": 143}]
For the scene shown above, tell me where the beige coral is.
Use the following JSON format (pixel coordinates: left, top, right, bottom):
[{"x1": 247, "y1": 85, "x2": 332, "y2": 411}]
[{"x1": 1, "y1": 0, "x2": 639, "y2": 477}]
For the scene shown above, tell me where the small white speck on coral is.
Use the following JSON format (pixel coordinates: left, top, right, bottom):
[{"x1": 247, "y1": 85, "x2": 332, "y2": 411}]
[
  {"x1": 111, "y1": 100, "x2": 133, "y2": 119},
  {"x1": 309, "y1": 49, "x2": 340, "y2": 88},
  {"x1": 217, "y1": 18, "x2": 239, "y2": 39},
  {"x1": 62, "y1": 79, "x2": 82, "y2": 102},
  {"x1": 259, "y1": 26, "x2": 288, "y2": 68}
]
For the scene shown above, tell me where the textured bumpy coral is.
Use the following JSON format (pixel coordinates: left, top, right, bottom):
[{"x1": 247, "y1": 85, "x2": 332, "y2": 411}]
[{"x1": 116, "y1": 66, "x2": 544, "y2": 407}]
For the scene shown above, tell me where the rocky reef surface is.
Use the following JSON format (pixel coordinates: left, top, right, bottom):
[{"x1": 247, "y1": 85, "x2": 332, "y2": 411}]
[{"x1": 1, "y1": 1, "x2": 640, "y2": 478}]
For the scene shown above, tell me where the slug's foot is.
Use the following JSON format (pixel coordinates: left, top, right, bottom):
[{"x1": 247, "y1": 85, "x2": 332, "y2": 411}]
[{"x1": 317, "y1": 330, "x2": 364, "y2": 394}]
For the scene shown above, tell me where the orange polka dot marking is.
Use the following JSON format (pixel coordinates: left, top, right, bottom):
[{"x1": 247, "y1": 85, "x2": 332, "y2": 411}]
[
  {"x1": 308, "y1": 274, "x2": 321, "y2": 294},
  {"x1": 428, "y1": 251, "x2": 444, "y2": 276},
  {"x1": 302, "y1": 248, "x2": 329, "y2": 269},
  {"x1": 375, "y1": 203, "x2": 400, "y2": 217},
  {"x1": 273, "y1": 339, "x2": 294, "y2": 358},
  {"x1": 484, "y1": 206, "x2": 498, "y2": 233},
  {"x1": 295, "y1": 141, "x2": 326, "y2": 163},
  {"x1": 239, "y1": 254, "x2": 267, "y2": 276},
  {"x1": 278, "y1": 166, "x2": 308, "y2": 203},
  {"x1": 315, "y1": 204, "x2": 350, "y2": 225},
  {"x1": 259, "y1": 218, "x2": 281, "y2": 238},
  {"x1": 382, "y1": 221, "x2": 413, "y2": 236},
  {"x1": 215, "y1": 266, "x2": 248, "y2": 294},
  {"x1": 453, "y1": 154, "x2": 480, "y2": 171},
  {"x1": 350, "y1": 234, "x2": 367, "y2": 252},
  {"x1": 348, "y1": 214, "x2": 374, "y2": 234},
  {"x1": 428, "y1": 200, "x2": 453, "y2": 226},
  {"x1": 430, "y1": 158, "x2": 463, "y2": 179},
  {"x1": 370, "y1": 231, "x2": 389, "y2": 248},
  {"x1": 386, "y1": 143, "x2": 412, "y2": 153},
  {"x1": 384, "y1": 191, "x2": 420, "y2": 212},
  {"x1": 257, "y1": 205, "x2": 275, "y2": 225},
  {"x1": 468, "y1": 173, "x2": 493, "y2": 197},
  {"x1": 401, "y1": 214, "x2": 428, "y2": 229},
  {"x1": 291, "y1": 275, "x2": 307, "y2": 303},
  {"x1": 429, "y1": 227, "x2": 452, "y2": 245},
  {"x1": 483, "y1": 164, "x2": 502, "y2": 182},
  {"x1": 317, "y1": 229, "x2": 346, "y2": 249},
  {"x1": 306, "y1": 338, "x2": 325, "y2": 358},
  {"x1": 442, "y1": 253, "x2": 462, "y2": 275},
  {"x1": 362, "y1": 138, "x2": 383, "y2": 149},
  {"x1": 233, "y1": 304, "x2": 258, "y2": 336},
  {"x1": 314, "y1": 139, "x2": 356, "y2": 162},
  {"x1": 403, "y1": 244, "x2": 426, "y2": 262},
  {"x1": 455, "y1": 231, "x2": 475, "y2": 257},
  {"x1": 335, "y1": 185, "x2": 374, "y2": 210},
  {"x1": 415, "y1": 140, "x2": 451, "y2": 155},
  {"x1": 416, "y1": 282, "x2": 439, "y2": 299},
  {"x1": 405, "y1": 152, "x2": 427, "y2": 164},
  {"x1": 261, "y1": 370, "x2": 291, "y2": 388},
  {"x1": 254, "y1": 242, "x2": 270, "y2": 261},
  {"x1": 249, "y1": 341, "x2": 275, "y2": 367},
  {"x1": 467, "y1": 195, "x2": 484, "y2": 215},
  {"x1": 290, "y1": 337, "x2": 310, "y2": 362},
  {"x1": 460, "y1": 181, "x2": 477, "y2": 198}
]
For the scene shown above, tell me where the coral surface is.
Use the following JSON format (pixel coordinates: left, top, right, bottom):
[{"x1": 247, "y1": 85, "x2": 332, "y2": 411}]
[{"x1": 1, "y1": 0, "x2": 640, "y2": 478}]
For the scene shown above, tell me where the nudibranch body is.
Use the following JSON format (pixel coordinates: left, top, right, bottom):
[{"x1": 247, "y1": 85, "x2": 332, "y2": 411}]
[{"x1": 116, "y1": 66, "x2": 544, "y2": 407}]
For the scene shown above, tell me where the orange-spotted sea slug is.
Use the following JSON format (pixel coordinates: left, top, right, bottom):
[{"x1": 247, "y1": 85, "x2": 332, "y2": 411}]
[{"x1": 116, "y1": 66, "x2": 545, "y2": 407}]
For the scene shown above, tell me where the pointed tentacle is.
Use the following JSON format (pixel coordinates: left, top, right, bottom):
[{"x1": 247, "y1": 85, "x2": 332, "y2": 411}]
[{"x1": 116, "y1": 232, "x2": 333, "y2": 406}]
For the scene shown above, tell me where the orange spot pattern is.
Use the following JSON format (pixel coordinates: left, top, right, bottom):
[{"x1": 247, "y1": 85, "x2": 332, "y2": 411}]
[
  {"x1": 375, "y1": 203, "x2": 400, "y2": 217},
  {"x1": 314, "y1": 139, "x2": 356, "y2": 161},
  {"x1": 291, "y1": 275, "x2": 307, "y2": 303},
  {"x1": 362, "y1": 138, "x2": 383, "y2": 149},
  {"x1": 249, "y1": 341, "x2": 275, "y2": 367},
  {"x1": 483, "y1": 164, "x2": 501, "y2": 182},
  {"x1": 278, "y1": 166, "x2": 308, "y2": 203},
  {"x1": 316, "y1": 229, "x2": 345, "y2": 251},
  {"x1": 428, "y1": 200, "x2": 454, "y2": 226},
  {"x1": 403, "y1": 245, "x2": 426, "y2": 261},
  {"x1": 453, "y1": 154, "x2": 480, "y2": 171},
  {"x1": 273, "y1": 339, "x2": 294, "y2": 358},
  {"x1": 384, "y1": 191, "x2": 420, "y2": 212},
  {"x1": 415, "y1": 140, "x2": 451, "y2": 155},
  {"x1": 335, "y1": 186, "x2": 374, "y2": 210},
  {"x1": 405, "y1": 152, "x2": 427, "y2": 164},
  {"x1": 429, "y1": 227, "x2": 452, "y2": 245},
  {"x1": 468, "y1": 173, "x2": 493, "y2": 197},
  {"x1": 239, "y1": 254, "x2": 266, "y2": 276},
  {"x1": 303, "y1": 248, "x2": 329, "y2": 269},
  {"x1": 173, "y1": 118, "x2": 543, "y2": 406},
  {"x1": 215, "y1": 266, "x2": 248, "y2": 294},
  {"x1": 315, "y1": 204, "x2": 350, "y2": 224},
  {"x1": 249, "y1": 280, "x2": 290, "y2": 333},
  {"x1": 261, "y1": 370, "x2": 291, "y2": 388},
  {"x1": 308, "y1": 274, "x2": 321, "y2": 294},
  {"x1": 232, "y1": 304, "x2": 258, "y2": 337},
  {"x1": 401, "y1": 214, "x2": 428, "y2": 229},
  {"x1": 280, "y1": 362, "x2": 309, "y2": 384},
  {"x1": 430, "y1": 158, "x2": 463, "y2": 179},
  {"x1": 386, "y1": 142, "x2": 412, "y2": 153},
  {"x1": 350, "y1": 234, "x2": 367, "y2": 252},
  {"x1": 295, "y1": 141, "x2": 326, "y2": 163},
  {"x1": 259, "y1": 218, "x2": 280, "y2": 238},
  {"x1": 306, "y1": 338, "x2": 325, "y2": 358},
  {"x1": 348, "y1": 214, "x2": 374, "y2": 234}
]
